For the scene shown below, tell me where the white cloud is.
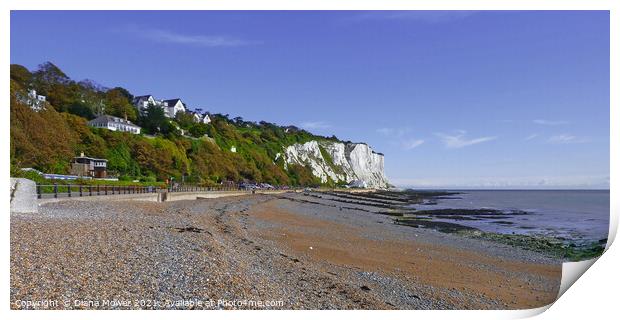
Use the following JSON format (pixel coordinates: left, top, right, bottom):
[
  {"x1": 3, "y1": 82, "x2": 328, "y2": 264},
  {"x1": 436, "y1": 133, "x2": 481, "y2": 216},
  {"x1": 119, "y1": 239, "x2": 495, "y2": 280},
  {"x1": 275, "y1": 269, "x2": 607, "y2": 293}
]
[
  {"x1": 401, "y1": 139, "x2": 425, "y2": 150},
  {"x1": 533, "y1": 119, "x2": 570, "y2": 126},
  {"x1": 547, "y1": 134, "x2": 588, "y2": 144},
  {"x1": 376, "y1": 128, "x2": 393, "y2": 135},
  {"x1": 300, "y1": 121, "x2": 331, "y2": 130},
  {"x1": 525, "y1": 133, "x2": 539, "y2": 141},
  {"x1": 125, "y1": 26, "x2": 258, "y2": 47},
  {"x1": 377, "y1": 127, "x2": 424, "y2": 150},
  {"x1": 435, "y1": 131, "x2": 497, "y2": 149},
  {"x1": 376, "y1": 127, "x2": 410, "y2": 138}
]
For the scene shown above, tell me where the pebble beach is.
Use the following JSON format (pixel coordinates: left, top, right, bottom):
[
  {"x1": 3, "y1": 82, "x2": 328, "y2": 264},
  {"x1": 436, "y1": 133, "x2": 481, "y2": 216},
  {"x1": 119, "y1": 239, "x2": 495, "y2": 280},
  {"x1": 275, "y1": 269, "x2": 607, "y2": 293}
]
[{"x1": 10, "y1": 191, "x2": 562, "y2": 310}]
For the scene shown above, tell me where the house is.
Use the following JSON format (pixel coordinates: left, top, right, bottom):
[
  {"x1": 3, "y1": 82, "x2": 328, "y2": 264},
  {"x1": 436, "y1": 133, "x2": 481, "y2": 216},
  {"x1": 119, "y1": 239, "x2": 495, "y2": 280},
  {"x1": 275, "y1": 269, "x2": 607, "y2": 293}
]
[
  {"x1": 283, "y1": 126, "x2": 300, "y2": 133},
  {"x1": 201, "y1": 112, "x2": 211, "y2": 124},
  {"x1": 133, "y1": 95, "x2": 187, "y2": 118},
  {"x1": 133, "y1": 94, "x2": 167, "y2": 115},
  {"x1": 192, "y1": 108, "x2": 211, "y2": 124},
  {"x1": 88, "y1": 115, "x2": 141, "y2": 134},
  {"x1": 185, "y1": 110, "x2": 211, "y2": 124},
  {"x1": 187, "y1": 111, "x2": 202, "y2": 123},
  {"x1": 17, "y1": 89, "x2": 47, "y2": 111},
  {"x1": 162, "y1": 99, "x2": 186, "y2": 118},
  {"x1": 133, "y1": 94, "x2": 157, "y2": 111},
  {"x1": 70, "y1": 152, "x2": 108, "y2": 178}
]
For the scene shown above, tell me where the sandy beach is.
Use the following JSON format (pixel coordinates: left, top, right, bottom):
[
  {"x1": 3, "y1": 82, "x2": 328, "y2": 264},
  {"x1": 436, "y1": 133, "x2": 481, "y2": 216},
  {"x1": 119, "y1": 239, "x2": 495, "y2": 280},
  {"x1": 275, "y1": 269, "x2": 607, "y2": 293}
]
[{"x1": 10, "y1": 191, "x2": 561, "y2": 310}]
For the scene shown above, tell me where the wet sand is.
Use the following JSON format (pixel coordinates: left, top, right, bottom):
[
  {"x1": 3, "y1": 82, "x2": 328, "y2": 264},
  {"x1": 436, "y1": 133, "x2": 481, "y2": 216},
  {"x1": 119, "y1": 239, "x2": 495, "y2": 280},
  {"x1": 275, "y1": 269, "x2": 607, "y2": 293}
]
[
  {"x1": 10, "y1": 192, "x2": 561, "y2": 310},
  {"x1": 250, "y1": 197, "x2": 560, "y2": 308}
]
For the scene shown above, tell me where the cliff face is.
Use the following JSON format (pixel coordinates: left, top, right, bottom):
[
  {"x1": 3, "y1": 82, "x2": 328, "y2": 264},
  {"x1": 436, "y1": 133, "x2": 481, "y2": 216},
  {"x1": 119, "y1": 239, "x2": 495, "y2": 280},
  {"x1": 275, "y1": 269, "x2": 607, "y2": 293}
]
[
  {"x1": 346, "y1": 143, "x2": 389, "y2": 189},
  {"x1": 283, "y1": 140, "x2": 389, "y2": 188}
]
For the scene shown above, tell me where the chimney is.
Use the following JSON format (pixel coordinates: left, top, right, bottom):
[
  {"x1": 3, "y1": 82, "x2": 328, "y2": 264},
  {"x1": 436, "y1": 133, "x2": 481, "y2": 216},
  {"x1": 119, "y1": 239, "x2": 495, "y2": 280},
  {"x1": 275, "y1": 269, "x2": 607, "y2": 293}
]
[
  {"x1": 80, "y1": 152, "x2": 84, "y2": 157},
  {"x1": 124, "y1": 112, "x2": 128, "y2": 122}
]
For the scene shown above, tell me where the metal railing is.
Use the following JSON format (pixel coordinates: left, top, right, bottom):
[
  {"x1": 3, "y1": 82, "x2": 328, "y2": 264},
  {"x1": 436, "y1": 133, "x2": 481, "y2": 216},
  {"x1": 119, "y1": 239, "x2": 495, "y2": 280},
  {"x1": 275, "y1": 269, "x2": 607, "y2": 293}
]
[{"x1": 35, "y1": 184, "x2": 241, "y2": 199}]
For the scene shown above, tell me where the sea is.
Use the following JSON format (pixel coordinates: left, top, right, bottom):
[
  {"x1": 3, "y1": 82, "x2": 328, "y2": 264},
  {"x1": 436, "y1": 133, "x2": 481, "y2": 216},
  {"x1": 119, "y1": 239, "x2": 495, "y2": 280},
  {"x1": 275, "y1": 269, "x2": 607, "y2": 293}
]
[{"x1": 410, "y1": 190, "x2": 610, "y2": 243}]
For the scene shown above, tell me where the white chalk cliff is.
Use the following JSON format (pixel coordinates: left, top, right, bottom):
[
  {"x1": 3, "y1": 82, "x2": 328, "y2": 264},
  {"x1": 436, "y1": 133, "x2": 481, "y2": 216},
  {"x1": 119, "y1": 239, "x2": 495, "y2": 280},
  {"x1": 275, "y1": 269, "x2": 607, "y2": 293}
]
[{"x1": 282, "y1": 140, "x2": 389, "y2": 188}]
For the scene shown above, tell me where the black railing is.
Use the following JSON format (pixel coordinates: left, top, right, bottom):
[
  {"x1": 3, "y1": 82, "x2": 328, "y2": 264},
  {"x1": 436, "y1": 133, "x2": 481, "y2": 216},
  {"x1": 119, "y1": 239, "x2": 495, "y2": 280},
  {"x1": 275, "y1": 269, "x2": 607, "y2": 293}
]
[{"x1": 35, "y1": 184, "x2": 242, "y2": 199}]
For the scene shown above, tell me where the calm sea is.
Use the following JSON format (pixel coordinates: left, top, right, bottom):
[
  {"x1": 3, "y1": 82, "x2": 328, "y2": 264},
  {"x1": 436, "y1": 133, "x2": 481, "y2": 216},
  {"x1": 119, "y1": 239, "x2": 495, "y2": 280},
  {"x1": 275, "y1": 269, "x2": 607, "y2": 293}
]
[{"x1": 410, "y1": 190, "x2": 610, "y2": 243}]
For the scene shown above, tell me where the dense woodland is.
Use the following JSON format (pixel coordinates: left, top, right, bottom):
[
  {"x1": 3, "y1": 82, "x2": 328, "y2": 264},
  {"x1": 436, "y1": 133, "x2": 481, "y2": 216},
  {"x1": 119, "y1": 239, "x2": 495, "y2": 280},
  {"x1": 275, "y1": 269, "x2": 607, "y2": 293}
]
[{"x1": 10, "y1": 62, "x2": 344, "y2": 187}]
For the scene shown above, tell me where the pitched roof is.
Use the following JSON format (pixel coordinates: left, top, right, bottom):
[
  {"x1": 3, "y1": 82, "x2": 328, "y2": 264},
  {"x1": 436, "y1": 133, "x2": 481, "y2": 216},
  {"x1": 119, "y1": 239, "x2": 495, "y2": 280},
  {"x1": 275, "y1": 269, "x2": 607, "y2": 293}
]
[
  {"x1": 134, "y1": 94, "x2": 153, "y2": 99},
  {"x1": 163, "y1": 98, "x2": 184, "y2": 107},
  {"x1": 72, "y1": 154, "x2": 108, "y2": 162}
]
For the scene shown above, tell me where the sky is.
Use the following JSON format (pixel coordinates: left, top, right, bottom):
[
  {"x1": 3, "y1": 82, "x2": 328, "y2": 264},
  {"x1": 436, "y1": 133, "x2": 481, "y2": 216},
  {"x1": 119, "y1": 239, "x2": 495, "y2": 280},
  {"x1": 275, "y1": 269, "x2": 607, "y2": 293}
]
[{"x1": 10, "y1": 11, "x2": 610, "y2": 189}]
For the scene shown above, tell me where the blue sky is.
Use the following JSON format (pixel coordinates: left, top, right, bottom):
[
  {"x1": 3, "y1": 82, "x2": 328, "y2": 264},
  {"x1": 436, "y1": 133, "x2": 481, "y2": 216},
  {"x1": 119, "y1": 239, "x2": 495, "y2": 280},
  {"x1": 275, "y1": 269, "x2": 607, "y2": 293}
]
[{"x1": 10, "y1": 11, "x2": 610, "y2": 188}]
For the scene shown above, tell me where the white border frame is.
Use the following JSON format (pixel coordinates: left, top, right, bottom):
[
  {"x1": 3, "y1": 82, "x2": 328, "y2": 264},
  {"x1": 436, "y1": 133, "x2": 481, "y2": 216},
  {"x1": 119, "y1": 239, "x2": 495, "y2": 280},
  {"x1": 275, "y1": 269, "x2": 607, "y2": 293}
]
[{"x1": 2, "y1": 1, "x2": 617, "y2": 319}]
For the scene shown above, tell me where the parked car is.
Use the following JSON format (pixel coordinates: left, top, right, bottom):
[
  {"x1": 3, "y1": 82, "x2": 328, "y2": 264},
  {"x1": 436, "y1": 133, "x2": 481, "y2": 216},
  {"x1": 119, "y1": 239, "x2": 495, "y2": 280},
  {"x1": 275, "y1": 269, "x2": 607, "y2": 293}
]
[{"x1": 259, "y1": 183, "x2": 275, "y2": 190}]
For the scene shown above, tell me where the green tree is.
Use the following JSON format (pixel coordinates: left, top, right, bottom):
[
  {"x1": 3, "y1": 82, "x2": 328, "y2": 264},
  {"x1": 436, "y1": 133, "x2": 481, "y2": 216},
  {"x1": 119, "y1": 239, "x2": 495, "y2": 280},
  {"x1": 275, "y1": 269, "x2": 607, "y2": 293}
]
[
  {"x1": 10, "y1": 64, "x2": 32, "y2": 89},
  {"x1": 32, "y1": 62, "x2": 71, "y2": 89},
  {"x1": 175, "y1": 111, "x2": 196, "y2": 129},
  {"x1": 139, "y1": 103, "x2": 175, "y2": 134},
  {"x1": 31, "y1": 62, "x2": 77, "y2": 112},
  {"x1": 109, "y1": 86, "x2": 134, "y2": 101},
  {"x1": 105, "y1": 88, "x2": 137, "y2": 121},
  {"x1": 67, "y1": 102, "x2": 96, "y2": 119},
  {"x1": 10, "y1": 94, "x2": 78, "y2": 173},
  {"x1": 188, "y1": 123, "x2": 209, "y2": 137}
]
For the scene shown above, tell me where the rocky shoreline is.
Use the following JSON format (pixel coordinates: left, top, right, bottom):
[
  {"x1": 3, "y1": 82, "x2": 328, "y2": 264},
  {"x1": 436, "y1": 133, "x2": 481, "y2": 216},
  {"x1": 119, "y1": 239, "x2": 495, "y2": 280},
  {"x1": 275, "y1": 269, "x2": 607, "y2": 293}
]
[
  {"x1": 320, "y1": 190, "x2": 605, "y2": 261},
  {"x1": 11, "y1": 191, "x2": 562, "y2": 310}
]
